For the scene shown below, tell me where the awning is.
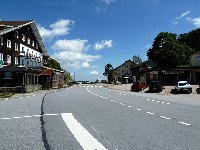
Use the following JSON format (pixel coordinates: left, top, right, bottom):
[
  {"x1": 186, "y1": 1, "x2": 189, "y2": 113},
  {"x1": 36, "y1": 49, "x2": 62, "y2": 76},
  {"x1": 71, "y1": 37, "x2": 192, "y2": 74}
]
[{"x1": 39, "y1": 69, "x2": 53, "y2": 76}]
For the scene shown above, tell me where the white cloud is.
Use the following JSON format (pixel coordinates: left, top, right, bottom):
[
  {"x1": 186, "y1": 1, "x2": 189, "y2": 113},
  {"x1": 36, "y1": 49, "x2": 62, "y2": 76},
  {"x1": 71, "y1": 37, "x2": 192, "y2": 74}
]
[
  {"x1": 173, "y1": 10, "x2": 191, "y2": 25},
  {"x1": 82, "y1": 62, "x2": 90, "y2": 68},
  {"x1": 94, "y1": 40, "x2": 113, "y2": 50},
  {"x1": 176, "y1": 10, "x2": 191, "y2": 20},
  {"x1": 102, "y1": 0, "x2": 114, "y2": 5},
  {"x1": 51, "y1": 39, "x2": 101, "y2": 69},
  {"x1": 52, "y1": 39, "x2": 88, "y2": 52},
  {"x1": 95, "y1": 0, "x2": 114, "y2": 13},
  {"x1": 187, "y1": 17, "x2": 200, "y2": 27},
  {"x1": 38, "y1": 19, "x2": 74, "y2": 40},
  {"x1": 90, "y1": 71, "x2": 99, "y2": 75}
]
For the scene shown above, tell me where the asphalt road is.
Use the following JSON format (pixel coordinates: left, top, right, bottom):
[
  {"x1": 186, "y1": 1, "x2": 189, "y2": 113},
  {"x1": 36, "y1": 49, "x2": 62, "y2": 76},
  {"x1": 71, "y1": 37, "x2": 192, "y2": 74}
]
[{"x1": 1, "y1": 85, "x2": 200, "y2": 149}]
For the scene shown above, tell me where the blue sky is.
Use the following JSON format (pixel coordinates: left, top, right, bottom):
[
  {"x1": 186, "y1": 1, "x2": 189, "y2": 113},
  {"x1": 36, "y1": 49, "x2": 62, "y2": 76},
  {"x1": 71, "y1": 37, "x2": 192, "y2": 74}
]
[{"x1": 1, "y1": 0, "x2": 200, "y2": 81}]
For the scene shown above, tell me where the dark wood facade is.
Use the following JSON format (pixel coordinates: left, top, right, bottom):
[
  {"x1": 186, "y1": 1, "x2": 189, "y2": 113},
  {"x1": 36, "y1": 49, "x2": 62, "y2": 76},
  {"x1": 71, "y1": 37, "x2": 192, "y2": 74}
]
[
  {"x1": 0, "y1": 21, "x2": 46, "y2": 92},
  {"x1": 0, "y1": 21, "x2": 43, "y2": 66}
]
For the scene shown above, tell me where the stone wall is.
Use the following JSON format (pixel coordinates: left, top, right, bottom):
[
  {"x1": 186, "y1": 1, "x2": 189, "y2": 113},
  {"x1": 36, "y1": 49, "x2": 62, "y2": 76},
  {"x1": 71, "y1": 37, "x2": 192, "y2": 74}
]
[{"x1": 24, "y1": 84, "x2": 42, "y2": 93}]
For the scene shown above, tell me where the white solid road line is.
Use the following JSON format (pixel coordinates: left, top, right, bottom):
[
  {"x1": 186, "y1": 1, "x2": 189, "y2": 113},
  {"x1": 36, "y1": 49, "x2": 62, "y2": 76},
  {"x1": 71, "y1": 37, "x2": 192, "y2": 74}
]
[{"x1": 61, "y1": 113, "x2": 107, "y2": 150}]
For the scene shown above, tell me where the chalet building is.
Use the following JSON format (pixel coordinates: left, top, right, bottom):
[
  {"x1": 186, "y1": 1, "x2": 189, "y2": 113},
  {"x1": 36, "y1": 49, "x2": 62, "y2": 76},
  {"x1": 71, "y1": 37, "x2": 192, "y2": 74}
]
[
  {"x1": 0, "y1": 20, "x2": 63, "y2": 92},
  {"x1": 108, "y1": 60, "x2": 139, "y2": 84}
]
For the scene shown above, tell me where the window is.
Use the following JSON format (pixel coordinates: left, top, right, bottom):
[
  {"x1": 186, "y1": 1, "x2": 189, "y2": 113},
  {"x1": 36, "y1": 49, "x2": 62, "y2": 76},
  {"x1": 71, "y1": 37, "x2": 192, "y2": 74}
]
[
  {"x1": 7, "y1": 40, "x2": 11, "y2": 48},
  {"x1": 36, "y1": 43, "x2": 38, "y2": 49},
  {"x1": 0, "y1": 36, "x2": 3, "y2": 46},
  {"x1": 26, "y1": 49, "x2": 29, "y2": 56},
  {"x1": 0, "y1": 53, "x2": 3, "y2": 60},
  {"x1": 27, "y1": 38, "x2": 30, "y2": 45},
  {"x1": 21, "y1": 47, "x2": 24, "y2": 52},
  {"x1": 15, "y1": 31, "x2": 19, "y2": 38},
  {"x1": 27, "y1": 61, "x2": 29, "y2": 65},
  {"x1": 3, "y1": 72, "x2": 12, "y2": 79},
  {"x1": 15, "y1": 57, "x2": 18, "y2": 65},
  {"x1": 22, "y1": 60, "x2": 24, "y2": 65},
  {"x1": 7, "y1": 55, "x2": 11, "y2": 64},
  {"x1": 32, "y1": 41, "x2": 34, "y2": 47},
  {"x1": 15, "y1": 43, "x2": 18, "y2": 51},
  {"x1": 22, "y1": 34, "x2": 25, "y2": 42}
]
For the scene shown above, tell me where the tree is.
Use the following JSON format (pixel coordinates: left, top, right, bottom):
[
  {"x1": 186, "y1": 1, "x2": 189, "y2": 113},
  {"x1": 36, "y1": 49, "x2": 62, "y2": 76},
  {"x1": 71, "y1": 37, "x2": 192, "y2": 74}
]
[
  {"x1": 103, "y1": 63, "x2": 113, "y2": 76},
  {"x1": 147, "y1": 32, "x2": 194, "y2": 68},
  {"x1": 133, "y1": 55, "x2": 142, "y2": 65},
  {"x1": 178, "y1": 28, "x2": 200, "y2": 52},
  {"x1": 46, "y1": 58, "x2": 61, "y2": 70},
  {"x1": 64, "y1": 71, "x2": 73, "y2": 82}
]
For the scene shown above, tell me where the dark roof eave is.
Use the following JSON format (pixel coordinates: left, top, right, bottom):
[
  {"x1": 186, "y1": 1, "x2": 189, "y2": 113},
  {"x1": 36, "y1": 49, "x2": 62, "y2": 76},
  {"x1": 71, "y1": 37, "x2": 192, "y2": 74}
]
[{"x1": 0, "y1": 20, "x2": 48, "y2": 57}]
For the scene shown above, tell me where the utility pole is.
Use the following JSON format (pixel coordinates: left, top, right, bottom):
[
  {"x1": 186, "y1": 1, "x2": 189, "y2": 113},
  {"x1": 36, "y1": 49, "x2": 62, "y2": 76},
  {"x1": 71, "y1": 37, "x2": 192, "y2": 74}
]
[{"x1": 74, "y1": 72, "x2": 75, "y2": 81}]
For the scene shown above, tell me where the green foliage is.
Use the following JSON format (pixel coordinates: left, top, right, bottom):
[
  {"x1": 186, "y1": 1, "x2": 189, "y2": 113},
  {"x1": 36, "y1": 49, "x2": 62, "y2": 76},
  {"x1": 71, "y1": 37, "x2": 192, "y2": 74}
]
[
  {"x1": 103, "y1": 63, "x2": 113, "y2": 76},
  {"x1": 178, "y1": 28, "x2": 200, "y2": 52},
  {"x1": 46, "y1": 58, "x2": 61, "y2": 70},
  {"x1": 147, "y1": 32, "x2": 194, "y2": 68},
  {"x1": 0, "y1": 92, "x2": 13, "y2": 98},
  {"x1": 64, "y1": 72, "x2": 72, "y2": 82},
  {"x1": 133, "y1": 55, "x2": 142, "y2": 64}
]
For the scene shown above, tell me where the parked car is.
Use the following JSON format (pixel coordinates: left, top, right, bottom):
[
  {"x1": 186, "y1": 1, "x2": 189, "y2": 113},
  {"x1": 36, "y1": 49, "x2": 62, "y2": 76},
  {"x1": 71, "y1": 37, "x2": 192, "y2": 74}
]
[
  {"x1": 174, "y1": 81, "x2": 192, "y2": 93},
  {"x1": 149, "y1": 81, "x2": 164, "y2": 92},
  {"x1": 131, "y1": 81, "x2": 147, "y2": 92}
]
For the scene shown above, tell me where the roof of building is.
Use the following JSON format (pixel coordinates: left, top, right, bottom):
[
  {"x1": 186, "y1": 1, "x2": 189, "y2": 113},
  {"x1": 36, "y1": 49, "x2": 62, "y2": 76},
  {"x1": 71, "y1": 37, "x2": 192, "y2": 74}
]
[
  {"x1": 113, "y1": 60, "x2": 136, "y2": 71},
  {"x1": 39, "y1": 68, "x2": 53, "y2": 76},
  {"x1": 0, "y1": 20, "x2": 48, "y2": 56}
]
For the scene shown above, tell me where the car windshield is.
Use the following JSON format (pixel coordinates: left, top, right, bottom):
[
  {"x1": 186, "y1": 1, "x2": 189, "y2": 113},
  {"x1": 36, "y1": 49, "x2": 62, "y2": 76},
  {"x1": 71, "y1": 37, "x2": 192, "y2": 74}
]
[{"x1": 179, "y1": 83, "x2": 188, "y2": 86}]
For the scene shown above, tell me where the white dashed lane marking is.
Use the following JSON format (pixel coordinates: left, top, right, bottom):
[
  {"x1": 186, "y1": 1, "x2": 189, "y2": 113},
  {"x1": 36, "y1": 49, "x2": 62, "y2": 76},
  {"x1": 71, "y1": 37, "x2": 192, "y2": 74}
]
[
  {"x1": 23, "y1": 116, "x2": 32, "y2": 118},
  {"x1": 44, "y1": 114, "x2": 59, "y2": 116},
  {"x1": 160, "y1": 116, "x2": 171, "y2": 120},
  {"x1": 120, "y1": 103, "x2": 125, "y2": 106},
  {"x1": 2, "y1": 118, "x2": 11, "y2": 120},
  {"x1": 179, "y1": 122, "x2": 191, "y2": 126},
  {"x1": 146, "y1": 112, "x2": 154, "y2": 115},
  {"x1": 87, "y1": 86, "x2": 193, "y2": 128},
  {"x1": 146, "y1": 99, "x2": 170, "y2": 105},
  {"x1": 0, "y1": 114, "x2": 59, "y2": 121},
  {"x1": 12, "y1": 117, "x2": 22, "y2": 119}
]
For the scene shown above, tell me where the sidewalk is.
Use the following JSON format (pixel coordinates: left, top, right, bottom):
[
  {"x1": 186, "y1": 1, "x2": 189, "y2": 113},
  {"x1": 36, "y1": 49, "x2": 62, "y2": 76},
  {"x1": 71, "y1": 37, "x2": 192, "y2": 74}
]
[
  {"x1": 105, "y1": 83, "x2": 200, "y2": 106},
  {"x1": 0, "y1": 88, "x2": 62, "y2": 101},
  {"x1": 106, "y1": 83, "x2": 200, "y2": 95}
]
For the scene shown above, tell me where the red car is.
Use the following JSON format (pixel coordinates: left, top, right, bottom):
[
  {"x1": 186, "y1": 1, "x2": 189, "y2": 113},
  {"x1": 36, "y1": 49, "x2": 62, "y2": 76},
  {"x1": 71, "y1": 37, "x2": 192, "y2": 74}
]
[{"x1": 131, "y1": 81, "x2": 147, "y2": 92}]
